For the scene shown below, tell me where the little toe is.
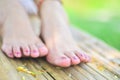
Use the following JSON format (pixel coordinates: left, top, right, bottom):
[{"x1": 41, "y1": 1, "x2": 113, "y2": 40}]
[
  {"x1": 13, "y1": 46, "x2": 22, "y2": 58},
  {"x1": 47, "y1": 54, "x2": 71, "y2": 67},
  {"x1": 22, "y1": 45, "x2": 30, "y2": 57},
  {"x1": 1, "y1": 44, "x2": 14, "y2": 58},
  {"x1": 30, "y1": 45, "x2": 39, "y2": 58},
  {"x1": 36, "y1": 44, "x2": 48, "y2": 57},
  {"x1": 75, "y1": 51, "x2": 88, "y2": 62},
  {"x1": 81, "y1": 53, "x2": 90, "y2": 62},
  {"x1": 84, "y1": 55, "x2": 91, "y2": 62},
  {"x1": 65, "y1": 52, "x2": 80, "y2": 65}
]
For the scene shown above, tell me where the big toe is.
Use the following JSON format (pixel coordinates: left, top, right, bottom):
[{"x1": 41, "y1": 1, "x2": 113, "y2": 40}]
[
  {"x1": 37, "y1": 44, "x2": 48, "y2": 57},
  {"x1": 1, "y1": 44, "x2": 14, "y2": 58},
  {"x1": 47, "y1": 55, "x2": 71, "y2": 67}
]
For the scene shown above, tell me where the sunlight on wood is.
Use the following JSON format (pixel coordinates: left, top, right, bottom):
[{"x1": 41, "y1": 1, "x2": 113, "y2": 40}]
[{"x1": 17, "y1": 66, "x2": 36, "y2": 77}]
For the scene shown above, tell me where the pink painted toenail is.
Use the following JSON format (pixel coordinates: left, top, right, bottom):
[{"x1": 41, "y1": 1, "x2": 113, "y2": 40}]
[
  {"x1": 9, "y1": 53, "x2": 13, "y2": 55},
  {"x1": 9, "y1": 53, "x2": 13, "y2": 57},
  {"x1": 73, "y1": 57, "x2": 78, "y2": 60},
  {"x1": 33, "y1": 50, "x2": 37, "y2": 53},
  {"x1": 80, "y1": 54, "x2": 83, "y2": 56},
  {"x1": 16, "y1": 52, "x2": 20, "y2": 54},
  {"x1": 15, "y1": 52, "x2": 21, "y2": 57},
  {"x1": 84, "y1": 55, "x2": 87, "y2": 58},
  {"x1": 25, "y1": 50, "x2": 29, "y2": 53},
  {"x1": 61, "y1": 57, "x2": 67, "y2": 59}
]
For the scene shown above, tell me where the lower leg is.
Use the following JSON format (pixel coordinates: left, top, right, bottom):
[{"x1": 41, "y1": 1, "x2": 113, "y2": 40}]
[
  {"x1": 19, "y1": 0, "x2": 41, "y2": 36},
  {"x1": 40, "y1": 0, "x2": 90, "y2": 67}
]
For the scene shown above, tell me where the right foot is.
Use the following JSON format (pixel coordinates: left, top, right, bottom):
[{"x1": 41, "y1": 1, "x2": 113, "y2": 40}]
[
  {"x1": 40, "y1": 0, "x2": 90, "y2": 67},
  {"x1": 0, "y1": 0, "x2": 48, "y2": 58}
]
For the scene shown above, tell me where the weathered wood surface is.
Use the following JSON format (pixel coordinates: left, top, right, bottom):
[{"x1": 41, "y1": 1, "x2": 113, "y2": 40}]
[{"x1": 0, "y1": 28, "x2": 120, "y2": 80}]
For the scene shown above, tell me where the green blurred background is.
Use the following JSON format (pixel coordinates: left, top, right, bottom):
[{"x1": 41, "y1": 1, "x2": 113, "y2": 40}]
[{"x1": 62, "y1": 0, "x2": 120, "y2": 50}]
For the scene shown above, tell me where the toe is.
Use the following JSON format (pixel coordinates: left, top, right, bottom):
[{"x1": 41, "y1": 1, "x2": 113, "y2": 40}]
[
  {"x1": 13, "y1": 46, "x2": 22, "y2": 58},
  {"x1": 47, "y1": 54, "x2": 71, "y2": 67},
  {"x1": 84, "y1": 54, "x2": 91, "y2": 62},
  {"x1": 58, "y1": 56, "x2": 71, "y2": 67},
  {"x1": 21, "y1": 45, "x2": 30, "y2": 57},
  {"x1": 79, "y1": 53, "x2": 86, "y2": 62},
  {"x1": 76, "y1": 50, "x2": 89, "y2": 62},
  {"x1": 36, "y1": 44, "x2": 48, "y2": 57},
  {"x1": 39, "y1": 46, "x2": 48, "y2": 56},
  {"x1": 30, "y1": 45, "x2": 39, "y2": 58},
  {"x1": 81, "y1": 53, "x2": 90, "y2": 62},
  {"x1": 65, "y1": 52, "x2": 80, "y2": 65},
  {"x1": 1, "y1": 44, "x2": 14, "y2": 58}
]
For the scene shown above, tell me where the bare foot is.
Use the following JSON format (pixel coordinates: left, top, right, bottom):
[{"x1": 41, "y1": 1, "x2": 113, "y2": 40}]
[
  {"x1": 40, "y1": 0, "x2": 90, "y2": 67},
  {"x1": 0, "y1": 0, "x2": 48, "y2": 58}
]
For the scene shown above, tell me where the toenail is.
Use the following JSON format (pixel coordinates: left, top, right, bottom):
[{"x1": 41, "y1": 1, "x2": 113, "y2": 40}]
[
  {"x1": 9, "y1": 53, "x2": 13, "y2": 57},
  {"x1": 73, "y1": 57, "x2": 78, "y2": 60},
  {"x1": 80, "y1": 54, "x2": 83, "y2": 56},
  {"x1": 15, "y1": 52, "x2": 21, "y2": 57},
  {"x1": 9, "y1": 53, "x2": 13, "y2": 55},
  {"x1": 61, "y1": 57, "x2": 67, "y2": 59},
  {"x1": 25, "y1": 50, "x2": 29, "y2": 53},
  {"x1": 33, "y1": 50, "x2": 38, "y2": 53},
  {"x1": 85, "y1": 55, "x2": 88, "y2": 58},
  {"x1": 16, "y1": 52, "x2": 20, "y2": 54}
]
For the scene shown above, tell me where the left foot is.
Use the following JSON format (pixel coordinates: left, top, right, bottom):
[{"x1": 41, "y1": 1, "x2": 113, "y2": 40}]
[
  {"x1": 1, "y1": 0, "x2": 48, "y2": 58},
  {"x1": 40, "y1": 0, "x2": 90, "y2": 67}
]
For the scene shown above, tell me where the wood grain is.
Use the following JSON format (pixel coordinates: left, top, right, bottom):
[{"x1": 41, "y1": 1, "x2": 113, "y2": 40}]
[{"x1": 0, "y1": 28, "x2": 120, "y2": 80}]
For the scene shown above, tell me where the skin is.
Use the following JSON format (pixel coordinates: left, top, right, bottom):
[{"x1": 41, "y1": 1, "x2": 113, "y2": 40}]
[
  {"x1": 0, "y1": 0, "x2": 90, "y2": 67},
  {"x1": 40, "y1": 0, "x2": 91, "y2": 67},
  {"x1": 0, "y1": 0, "x2": 48, "y2": 58}
]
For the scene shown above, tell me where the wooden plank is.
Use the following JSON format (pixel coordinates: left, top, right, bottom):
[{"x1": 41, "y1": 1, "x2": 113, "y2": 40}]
[
  {"x1": 78, "y1": 42, "x2": 120, "y2": 79},
  {"x1": 74, "y1": 65, "x2": 104, "y2": 80},
  {"x1": 71, "y1": 28, "x2": 120, "y2": 79},
  {"x1": 10, "y1": 58, "x2": 53, "y2": 80},
  {"x1": 0, "y1": 51, "x2": 21, "y2": 80},
  {"x1": 79, "y1": 64, "x2": 107, "y2": 80},
  {"x1": 0, "y1": 28, "x2": 120, "y2": 80},
  {"x1": 63, "y1": 67, "x2": 89, "y2": 80}
]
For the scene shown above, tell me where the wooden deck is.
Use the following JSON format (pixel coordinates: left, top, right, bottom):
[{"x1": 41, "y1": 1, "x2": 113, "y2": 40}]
[{"x1": 0, "y1": 28, "x2": 120, "y2": 80}]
